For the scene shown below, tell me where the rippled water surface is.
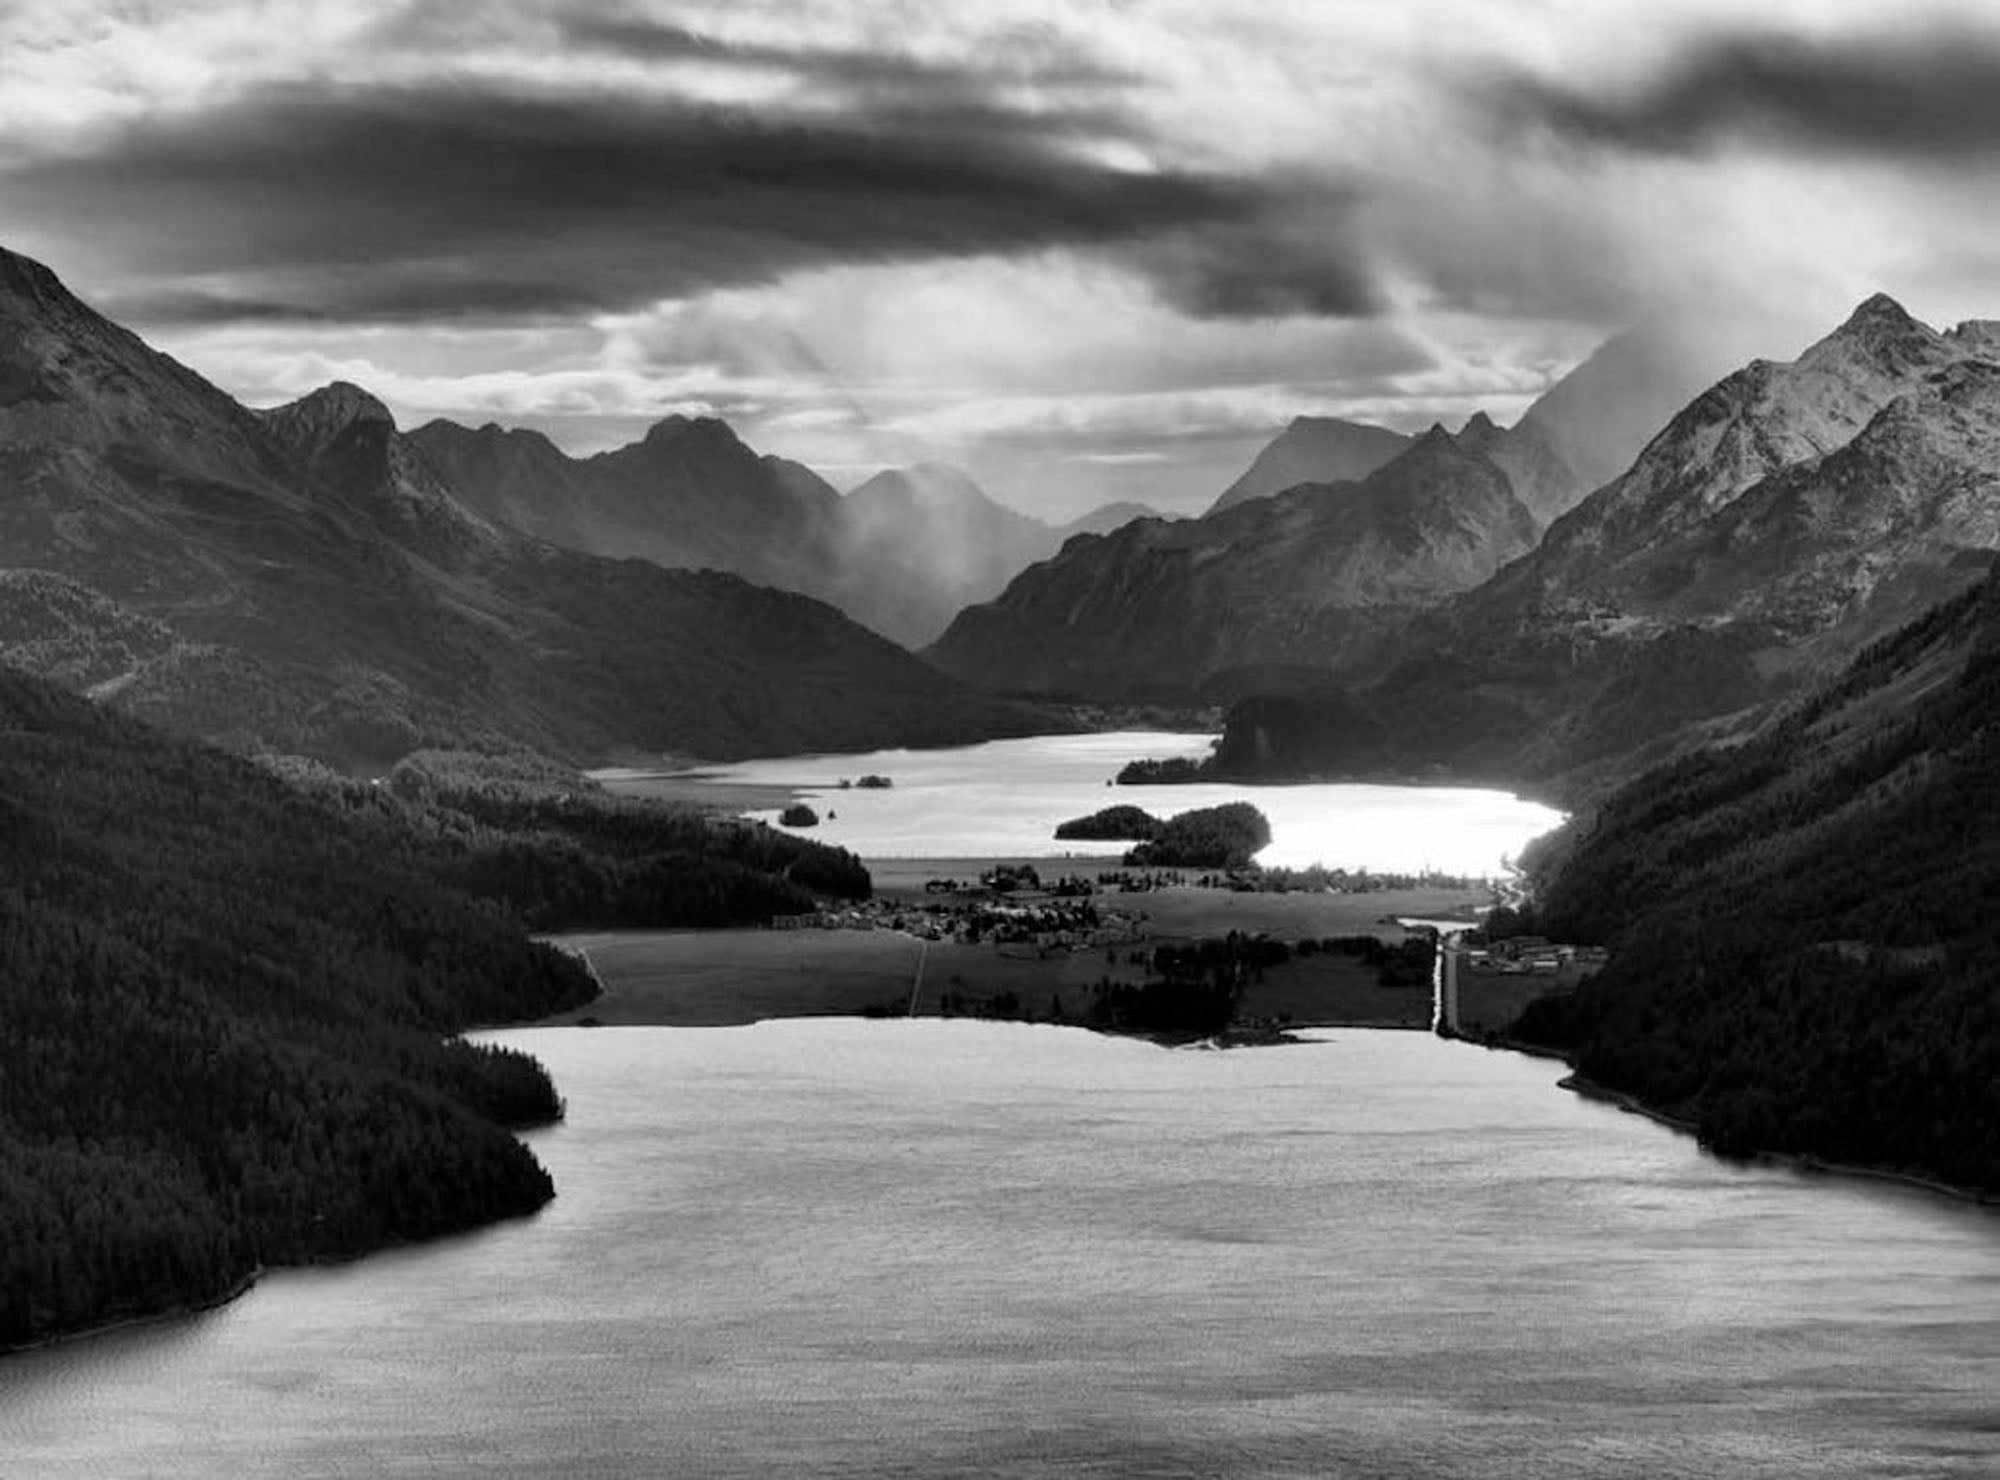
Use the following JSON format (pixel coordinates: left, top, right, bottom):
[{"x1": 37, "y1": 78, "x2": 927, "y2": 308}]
[
  {"x1": 5, "y1": 1024, "x2": 1995, "y2": 1478},
  {"x1": 615, "y1": 731, "x2": 1566, "y2": 873}
]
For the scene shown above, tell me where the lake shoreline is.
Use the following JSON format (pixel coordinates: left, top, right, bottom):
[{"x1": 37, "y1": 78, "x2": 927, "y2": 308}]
[
  {"x1": 0, "y1": 1268, "x2": 265, "y2": 1362},
  {"x1": 1453, "y1": 1032, "x2": 1999, "y2": 1208},
  {"x1": 1558, "y1": 1069, "x2": 1998, "y2": 1207}
]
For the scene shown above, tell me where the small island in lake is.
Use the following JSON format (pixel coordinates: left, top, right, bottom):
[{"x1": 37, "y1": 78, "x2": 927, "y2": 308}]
[
  {"x1": 1115, "y1": 756, "x2": 1206, "y2": 785},
  {"x1": 1055, "y1": 801, "x2": 1272, "y2": 869},
  {"x1": 1053, "y1": 803, "x2": 1162, "y2": 842}
]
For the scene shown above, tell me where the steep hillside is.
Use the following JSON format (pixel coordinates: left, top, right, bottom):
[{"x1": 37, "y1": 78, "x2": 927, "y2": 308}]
[
  {"x1": 1506, "y1": 568, "x2": 2000, "y2": 1192},
  {"x1": 0, "y1": 245, "x2": 1035, "y2": 767},
  {"x1": 928, "y1": 427, "x2": 1539, "y2": 698}
]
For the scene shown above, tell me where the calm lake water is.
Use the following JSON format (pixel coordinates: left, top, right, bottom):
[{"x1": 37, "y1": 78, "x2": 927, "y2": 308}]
[
  {"x1": 6, "y1": 1023, "x2": 1994, "y2": 1478},
  {"x1": 610, "y1": 732, "x2": 1566, "y2": 874}
]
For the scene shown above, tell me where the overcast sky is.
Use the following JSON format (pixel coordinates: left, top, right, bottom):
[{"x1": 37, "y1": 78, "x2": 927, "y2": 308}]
[{"x1": 5, "y1": 1, "x2": 1999, "y2": 517}]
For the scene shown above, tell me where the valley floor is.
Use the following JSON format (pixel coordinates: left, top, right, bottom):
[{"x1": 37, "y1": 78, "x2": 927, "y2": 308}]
[{"x1": 536, "y1": 868, "x2": 1489, "y2": 1031}]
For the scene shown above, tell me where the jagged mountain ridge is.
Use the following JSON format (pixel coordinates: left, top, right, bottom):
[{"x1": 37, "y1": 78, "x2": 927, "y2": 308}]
[
  {"x1": 926, "y1": 425, "x2": 1541, "y2": 698},
  {"x1": 411, "y1": 420, "x2": 1153, "y2": 647},
  {"x1": 0, "y1": 245, "x2": 1039, "y2": 766}
]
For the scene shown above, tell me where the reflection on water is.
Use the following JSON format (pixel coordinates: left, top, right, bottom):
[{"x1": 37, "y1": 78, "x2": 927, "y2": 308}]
[
  {"x1": 611, "y1": 732, "x2": 1565, "y2": 874},
  {"x1": 4, "y1": 1023, "x2": 1995, "y2": 1479}
]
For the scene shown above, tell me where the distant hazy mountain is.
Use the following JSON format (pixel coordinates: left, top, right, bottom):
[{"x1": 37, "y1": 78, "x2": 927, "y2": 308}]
[
  {"x1": 1206, "y1": 319, "x2": 1747, "y2": 528},
  {"x1": 1514, "y1": 319, "x2": 1752, "y2": 495},
  {"x1": 828, "y1": 463, "x2": 1055, "y2": 644},
  {"x1": 0, "y1": 245, "x2": 1036, "y2": 767},
  {"x1": 1217, "y1": 294, "x2": 2000, "y2": 794},
  {"x1": 1061, "y1": 500, "x2": 1161, "y2": 537},
  {"x1": 412, "y1": 421, "x2": 1150, "y2": 648},
  {"x1": 1206, "y1": 416, "x2": 1409, "y2": 514},
  {"x1": 927, "y1": 425, "x2": 1540, "y2": 697}
]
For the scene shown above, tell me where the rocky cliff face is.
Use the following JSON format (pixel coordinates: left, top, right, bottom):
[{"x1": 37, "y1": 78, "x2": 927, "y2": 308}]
[
  {"x1": 927, "y1": 427, "x2": 1540, "y2": 698},
  {"x1": 0, "y1": 245, "x2": 1038, "y2": 767}
]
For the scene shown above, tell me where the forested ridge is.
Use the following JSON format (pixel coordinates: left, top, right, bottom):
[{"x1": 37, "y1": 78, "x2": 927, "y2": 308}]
[
  {"x1": 1508, "y1": 567, "x2": 2000, "y2": 1193},
  {"x1": 0, "y1": 672, "x2": 870, "y2": 1350}
]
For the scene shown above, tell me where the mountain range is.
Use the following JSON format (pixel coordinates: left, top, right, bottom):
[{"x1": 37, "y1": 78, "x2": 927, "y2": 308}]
[
  {"x1": 412, "y1": 418, "x2": 1154, "y2": 648},
  {"x1": 932, "y1": 294, "x2": 2000, "y2": 796},
  {"x1": 1328, "y1": 294, "x2": 2000, "y2": 793},
  {"x1": 924, "y1": 316, "x2": 1722, "y2": 702},
  {"x1": 0, "y1": 246, "x2": 1041, "y2": 768},
  {"x1": 927, "y1": 423, "x2": 1544, "y2": 698}
]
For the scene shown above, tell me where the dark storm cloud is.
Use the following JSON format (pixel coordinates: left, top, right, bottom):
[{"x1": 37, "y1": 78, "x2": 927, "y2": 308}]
[
  {"x1": 1, "y1": 67, "x2": 1379, "y2": 326},
  {"x1": 1491, "y1": 27, "x2": 2000, "y2": 158}
]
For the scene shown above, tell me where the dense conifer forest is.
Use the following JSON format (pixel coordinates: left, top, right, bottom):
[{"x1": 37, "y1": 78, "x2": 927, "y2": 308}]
[
  {"x1": 1507, "y1": 571, "x2": 2000, "y2": 1193},
  {"x1": 0, "y1": 672, "x2": 871, "y2": 1349}
]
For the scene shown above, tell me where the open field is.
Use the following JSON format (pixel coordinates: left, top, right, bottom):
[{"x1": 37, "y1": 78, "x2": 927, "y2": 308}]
[
  {"x1": 1120, "y1": 884, "x2": 1485, "y2": 940},
  {"x1": 539, "y1": 880, "x2": 1485, "y2": 1030},
  {"x1": 1242, "y1": 955, "x2": 1432, "y2": 1029}
]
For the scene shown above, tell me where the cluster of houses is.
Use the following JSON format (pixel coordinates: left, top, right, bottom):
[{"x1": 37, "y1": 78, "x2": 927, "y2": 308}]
[
  {"x1": 775, "y1": 889, "x2": 1145, "y2": 955},
  {"x1": 1464, "y1": 935, "x2": 1610, "y2": 977}
]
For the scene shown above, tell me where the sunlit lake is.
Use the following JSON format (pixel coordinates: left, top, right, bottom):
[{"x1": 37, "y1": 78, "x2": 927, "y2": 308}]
[{"x1": 609, "y1": 731, "x2": 1563, "y2": 874}]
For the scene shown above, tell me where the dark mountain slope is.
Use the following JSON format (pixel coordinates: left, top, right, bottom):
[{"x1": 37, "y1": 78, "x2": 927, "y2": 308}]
[
  {"x1": 0, "y1": 245, "x2": 1032, "y2": 766},
  {"x1": 1507, "y1": 567, "x2": 2000, "y2": 1192}
]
